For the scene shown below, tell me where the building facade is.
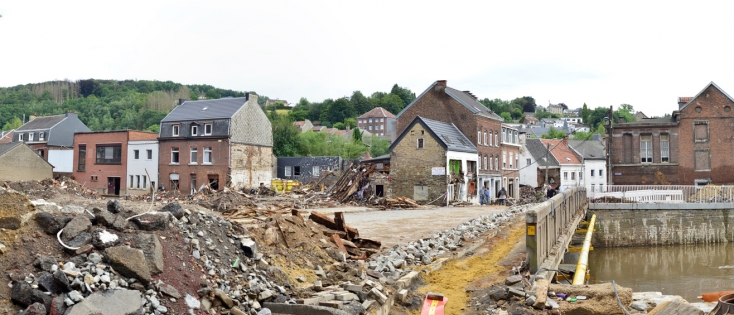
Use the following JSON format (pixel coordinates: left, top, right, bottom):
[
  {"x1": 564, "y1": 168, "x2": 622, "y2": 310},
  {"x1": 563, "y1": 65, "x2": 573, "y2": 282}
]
[
  {"x1": 568, "y1": 140, "x2": 607, "y2": 192},
  {"x1": 0, "y1": 143, "x2": 53, "y2": 181},
  {"x1": 542, "y1": 138, "x2": 583, "y2": 191},
  {"x1": 500, "y1": 124, "x2": 521, "y2": 199},
  {"x1": 357, "y1": 107, "x2": 395, "y2": 137},
  {"x1": 158, "y1": 95, "x2": 273, "y2": 193},
  {"x1": 13, "y1": 113, "x2": 90, "y2": 176}
]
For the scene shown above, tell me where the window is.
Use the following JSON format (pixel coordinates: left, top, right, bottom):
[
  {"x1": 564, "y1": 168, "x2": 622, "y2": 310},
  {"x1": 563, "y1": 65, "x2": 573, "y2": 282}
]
[
  {"x1": 147, "y1": 150, "x2": 152, "y2": 160},
  {"x1": 661, "y1": 134, "x2": 669, "y2": 163},
  {"x1": 579, "y1": 172, "x2": 583, "y2": 181},
  {"x1": 694, "y1": 149, "x2": 711, "y2": 172},
  {"x1": 564, "y1": 172, "x2": 568, "y2": 180},
  {"x1": 294, "y1": 166, "x2": 301, "y2": 176},
  {"x1": 369, "y1": 118, "x2": 372, "y2": 123},
  {"x1": 91, "y1": 175, "x2": 98, "y2": 182},
  {"x1": 369, "y1": 125, "x2": 373, "y2": 131},
  {"x1": 130, "y1": 175, "x2": 134, "y2": 188},
  {"x1": 38, "y1": 149, "x2": 44, "y2": 158},
  {"x1": 599, "y1": 170, "x2": 603, "y2": 177},
  {"x1": 28, "y1": 133, "x2": 34, "y2": 142},
  {"x1": 172, "y1": 125, "x2": 180, "y2": 137},
  {"x1": 495, "y1": 156, "x2": 498, "y2": 171},
  {"x1": 484, "y1": 155, "x2": 487, "y2": 170},
  {"x1": 19, "y1": 134, "x2": 23, "y2": 142},
  {"x1": 313, "y1": 166, "x2": 320, "y2": 177},
  {"x1": 78, "y1": 145, "x2": 86, "y2": 172},
  {"x1": 641, "y1": 135, "x2": 652, "y2": 163},
  {"x1": 495, "y1": 134, "x2": 498, "y2": 147},
  {"x1": 191, "y1": 125, "x2": 198, "y2": 136},
  {"x1": 134, "y1": 150, "x2": 139, "y2": 160},
  {"x1": 96, "y1": 145, "x2": 122, "y2": 164},
  {"x1": 572, "y1": 172, "x2": 576, "y2": 180},
  {"x1": 591, "y1": 170, "x2": 595, "y2": 177},
  {"x1": 489, "y1": 156, "x2": 493, "y2": 171},
  {"x1": 509, "y1": 153, "x2": 513, "y2": 168},
  {"x1": 478, "y1": 131, "x2": 481, "y2": 145},
  {"x1": 417, "y1": 138, "x2": 424, "y2": 149},
  {"x1": 204, "y1": 124, "x2": 212, "y2": 135},
  {"x1": 203, "y1": 147, "x2": 212, "y2": 164},
  {"x1": 380, "y1": 125, "x2": 383, "y2": 130},
  {"x1": 171, "y1": 147, "x2": 179, "y2": 164},
  {"x1": 489, "y1": 131, "x2": 493, "y2": 146},
  {"x1": 190, "y1": 147, "x2": 198, "y2": 164},
  {"x1": 503, "y1": 152, "x2": 507, "y2": 169},
  {"x1": 484, "y1": 131, "x2": 487, "y2": 145},
  {"x1": 591, "y1": 184, "x2": 596, "y2": 192},
  {"x1": 694, "y1": 121, "x2": 709, "y2": 143},
  {"x1": 285, "y1": 166, "x2": 292, "y2": 177},
  {"x1": 143, "y1": 175, "x2": 147, "y2": 189},
  {"x1": 136, "y1": 175, "x2": 141, "y2": 189},
  {"x1": 39, "y1": 132, "x2": 45, "y2": 141},
  {"x1": 527, "y1": 158, "x2": 531, "y2": 166}
]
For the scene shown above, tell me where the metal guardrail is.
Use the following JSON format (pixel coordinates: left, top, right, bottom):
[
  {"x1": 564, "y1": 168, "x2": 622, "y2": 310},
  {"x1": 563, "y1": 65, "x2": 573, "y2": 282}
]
[
  {"x1": 526, "y1": 186, "x2": 587, "y2": 273},
  {"x1": 589, "y1": 185, "x2": 734, "y2": 204}
]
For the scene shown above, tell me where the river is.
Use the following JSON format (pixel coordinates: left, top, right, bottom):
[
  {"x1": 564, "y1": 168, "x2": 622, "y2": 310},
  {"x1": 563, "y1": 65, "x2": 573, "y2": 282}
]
[{"x1": 588, "y1": 243, "x2": 734, "y2": 302}]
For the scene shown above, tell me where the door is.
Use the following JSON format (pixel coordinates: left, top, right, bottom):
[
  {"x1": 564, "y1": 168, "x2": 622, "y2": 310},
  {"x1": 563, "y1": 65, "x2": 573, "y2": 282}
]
[
  {"x1": 208, "y1": 174, "x2": 219, "y2": 190},
  {"x1": 190, "y1": 174, "x2": 197, "y2": 195},
  {"x1": 508, "y1": 178, "x2": 515, "y2": 199},
  {"x1": 376, "y1": 185, "x2": 384, "y2": 197},
  {"x1": 108, "y1": 177, "x2": 120, "y2": 195}
]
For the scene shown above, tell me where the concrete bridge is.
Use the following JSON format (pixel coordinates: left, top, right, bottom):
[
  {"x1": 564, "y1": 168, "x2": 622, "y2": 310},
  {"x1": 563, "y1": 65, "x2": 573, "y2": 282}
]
[{"x1": 526, "y1": 184, "x2": 734, "y2": 282}]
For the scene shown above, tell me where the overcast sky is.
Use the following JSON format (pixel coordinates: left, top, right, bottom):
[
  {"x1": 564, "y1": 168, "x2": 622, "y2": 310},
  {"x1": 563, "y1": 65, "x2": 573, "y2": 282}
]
[{"x1": 2, "y1": 1, "x2": 734, "y2": 117}]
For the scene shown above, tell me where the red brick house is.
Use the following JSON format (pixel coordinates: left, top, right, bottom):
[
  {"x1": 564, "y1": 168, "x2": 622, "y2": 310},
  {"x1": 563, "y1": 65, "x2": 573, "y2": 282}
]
[
  {"x1": 158, "y1": 95, "x2": 273, "y2": 194},
  {"x1": 610, "y1": 82, "x2": 734, "y2": 185},
  {"x1": 73, "y1": 130, "x2": 158, "y2": 196},
  {"x1": 395, "y1": 80, "x2": 506, "y2": 201},
  {"x1": 357, "y1": 107, "x2": 395, "y2": 137}
]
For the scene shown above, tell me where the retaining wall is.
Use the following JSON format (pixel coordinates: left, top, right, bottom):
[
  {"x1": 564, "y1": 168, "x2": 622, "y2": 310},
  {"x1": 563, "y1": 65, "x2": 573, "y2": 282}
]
[{"x1": 589, "y1": 203, "x2": 734, "y2": 247}]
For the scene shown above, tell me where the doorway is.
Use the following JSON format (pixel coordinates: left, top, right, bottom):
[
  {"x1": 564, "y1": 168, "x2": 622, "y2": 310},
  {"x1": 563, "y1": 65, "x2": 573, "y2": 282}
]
[
  {"x1": 508, "y1": 178, "x2": 515, "y2": 199},
  {"x1": 376, "y1": 185, "x2": 384, "y2": 197},
  {"x1": 208, "y1": 174, "x2": 219, "y2": 190},
  {"x1": 107, "y1": 177, "x2": 120, "y2": 195},
  {"x1": 190, "y1": 174, "x2": 197, "y2": 195}
]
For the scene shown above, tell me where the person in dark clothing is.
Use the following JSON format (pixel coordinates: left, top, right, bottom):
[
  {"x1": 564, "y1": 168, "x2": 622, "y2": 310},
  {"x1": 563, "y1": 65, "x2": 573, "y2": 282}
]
[
  {"x1": 497, "y1": 188, "x2": 507, "y2": 206},
  {"x1": 547, "y1": 188, "x2": 557, "y2": 199}
]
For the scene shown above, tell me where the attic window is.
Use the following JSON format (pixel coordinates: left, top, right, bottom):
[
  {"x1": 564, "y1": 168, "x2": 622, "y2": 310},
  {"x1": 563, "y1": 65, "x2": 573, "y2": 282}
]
[
  {"x1": 191, "y1": 125, "x2": 198, "y2": 136},
  {"x1": 201, "y1": 106, "x2": 209, "y2": 111},
  {"x1": 417, "y1": 138, "x2": 424, "y2": 149},
  {"x1": 459, "y1": 139, "x2": 468, "y2": 145},
  {"x1": 442, "y1": 135, "x2": 452, "y2": 144}
]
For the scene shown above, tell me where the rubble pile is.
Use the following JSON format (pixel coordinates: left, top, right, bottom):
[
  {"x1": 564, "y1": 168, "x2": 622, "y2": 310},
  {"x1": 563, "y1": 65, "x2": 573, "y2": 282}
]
[
  {"x1": 507, "y1": 186, "x2": 542, "y2": 206},
  {"x1": 366, "y1": 205, "x2": 531, "y2": 282},
  {"x1": 377, "y1": 197, "x2": 423, "y2": 210},
  {"x1": 2, "y1": 177, "x2": 98, "y2": 201},
  {"x1": 328, "y1": 164, "x2": 376, "y2": 203}
]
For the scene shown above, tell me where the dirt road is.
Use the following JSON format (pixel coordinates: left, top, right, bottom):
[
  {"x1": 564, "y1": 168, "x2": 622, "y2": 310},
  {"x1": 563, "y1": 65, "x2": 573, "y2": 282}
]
[{"x1": 340, "y1": 205, "x2": 508, "y2": 248}]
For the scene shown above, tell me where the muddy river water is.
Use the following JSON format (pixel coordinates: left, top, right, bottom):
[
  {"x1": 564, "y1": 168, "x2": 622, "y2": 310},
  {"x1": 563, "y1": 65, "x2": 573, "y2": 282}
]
[{"x1": 589, "y1": 243, "x2": 734, "y2": 302}]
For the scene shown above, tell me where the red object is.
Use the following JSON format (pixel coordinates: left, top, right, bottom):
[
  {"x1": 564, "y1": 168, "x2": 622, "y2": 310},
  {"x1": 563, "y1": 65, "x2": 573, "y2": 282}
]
[
  {"x1": 421, "y1": 296, "x2": 448, "y2": 315},
  {"x1": 703, "y1": 290, "x2": 734, "y2": 302}
]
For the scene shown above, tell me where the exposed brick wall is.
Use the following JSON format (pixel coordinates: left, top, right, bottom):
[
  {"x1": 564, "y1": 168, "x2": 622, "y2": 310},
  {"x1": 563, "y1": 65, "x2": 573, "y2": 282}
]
[
  {"x1": 230, "y1": 143, "x2": 273, "y2": 189},
  {"x1": 158, "y1": 139, "x2": 230, "y2": 193},
  {"x1": 73, "y1": 132, "x2": 129, "y2": 195},
  {"x1": 389, "y1": 123, "x2": 446, "y2": 204}
]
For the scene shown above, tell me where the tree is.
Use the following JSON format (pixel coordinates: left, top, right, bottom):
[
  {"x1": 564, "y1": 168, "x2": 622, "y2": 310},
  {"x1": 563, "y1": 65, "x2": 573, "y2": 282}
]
[
  {"x1": 205, "y1": 90, "x2": 220, "y2": 99},
  {"x1": 343, "y1": 118, "x2": 357, "y2": 129},
  {"x1": 380, "y1": 94, "x2": 405, "y2": 115},
  {"x1": 542, "y1": 127, "x2": 566, "y2": 139},
  {"x1": 364, "y1": 136, "x2": 390, "y2": 157},
  {"x1": 321, "y1": 97, "x2": 355, "y2": 127},
  {"x1": 572, "y1": 131, "x2": 592, "y2": 140},
  {"x1": 511, "y1": 108, "x2": 523, "y2": 120},
  {"x1": 620, "y1": 104, "x2": 634, "y2": 112},
  {"x1": 272, "y1": 116, "x2": 303, "y2": 157},
  {"x1": 581, "y1": 103, "x2": 590, "y2": 124},
  {"x1": 390, "y1": 84, "x2": 416, "y2": 107},
  {"x1": 350, "y1": 91, "x2": 372, "y2": 115},
  {"x1": 588, "y1": 107, "x2": 611, "y2": 129},
  {"x1": 146, "y1": 124, "x2": 160, "y2": 133},
  {"x1": 333, "y1": 122, "x2": 345, "y2": 130},
  {"x1": 2, "y1": 117, "x2": 22, "y2": 131},
  {"x1": 535, "y1": 110, "x2": 551, "y2": 120},
  {"x1": 500, "y1": 112, "x2": 512, "y2": 122},
  {"x1": 352, "y1": 128, "x2": 362, "y2": 144}
]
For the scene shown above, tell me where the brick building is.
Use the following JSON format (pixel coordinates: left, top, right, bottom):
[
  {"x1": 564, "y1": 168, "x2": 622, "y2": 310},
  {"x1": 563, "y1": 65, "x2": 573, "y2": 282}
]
[
  {"x1": 610, "y1": 82, "x2": 734, "y2": 185},
  {"x1": 395, "y1": 80, "x2": 504, "y2": 201},
  {"x1": 389, "y1": 116, "x2": 478, "y2": 205},
  {"x1": 357, "y1": 107, "x2": 395, "y2": 137},
  {"x1": 73, "y1": 130, "x2": 158, "y2": 196},
  {"x1": 13, "y1": 113, "x2": 90, "y2": 176},
  {"x1": 158, "y1": 95, "x2": 273, "y2": 194},
  {"x1": 501, "y1": 124, "x2": 521, "y2": 199}
]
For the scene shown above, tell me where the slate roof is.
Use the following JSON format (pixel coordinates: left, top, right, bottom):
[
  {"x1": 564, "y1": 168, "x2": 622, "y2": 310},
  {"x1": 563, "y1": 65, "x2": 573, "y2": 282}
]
[
  {"x1": 527, "y1": 127, "x2": 551, "y2": 138},
  {"x1": 161, "y1": 97, "x2": 249, "y2": 122},
  {"x1": 568, "y1": 140, "x2": 606, "y2": 160},
  {"x1": 358, "y1": 107, "x2": 395, "y2": 119},
  {"x1": 16, "y1": 115, "x2": 66, "y2": 131},
  {"x1": 525, "y1": 138, "x2": 559, "y2": 168},
  {"x1": 390, "y1": 116, "x2": 477, "y2": 153},
  {"x1": 0, "y1": 142, "x2": 22, "y2": 157}
]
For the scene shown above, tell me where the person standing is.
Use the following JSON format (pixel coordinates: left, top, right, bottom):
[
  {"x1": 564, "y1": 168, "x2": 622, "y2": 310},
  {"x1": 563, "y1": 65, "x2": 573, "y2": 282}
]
[
  {"x1": 478, "y1": 186, "x2": 486, "y2": 205},
  {"x1": 484, "y1": 186, "x2": 491, "y2": 206},
  {"x1": 498, "y1": 187, "x2": 507, "y2": 206}
]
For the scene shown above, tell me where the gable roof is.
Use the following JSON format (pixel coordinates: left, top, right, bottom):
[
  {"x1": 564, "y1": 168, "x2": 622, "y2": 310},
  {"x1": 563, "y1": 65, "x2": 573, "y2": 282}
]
[
  {"x1": 358, "y1": 107, "x2": 395, "y2": 119},
  {"x1": 17, "y1": 114, "x2": 66, "y2": 131},
  {"x1": 541, "y1": 139, "x2": 582, "y2": 165},
  {"x1": 680, "y1": 81, "x2": 734, "y2": 111},
  {"x1": 568, "y1": 140, "x2": 606, "y2": 160},
  {"x1": 161, "y1": 97, "x2": 250, "y2": 122},
  {"x1": 396, "y1": 81, "x2": 503, "y2": 121},
  {"x1": 389, "y1": 116, "x2": 477, "y2": 153},
  {"x1": 525, "y1": 138, "x2": 559, "y2": 168},
  {"x1": 0, "y1": 142, "x2": 22, "y2": 157}
]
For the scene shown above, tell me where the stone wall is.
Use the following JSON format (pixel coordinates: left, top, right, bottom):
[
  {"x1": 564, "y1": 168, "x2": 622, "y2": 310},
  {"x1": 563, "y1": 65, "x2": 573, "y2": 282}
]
[
  {"x1": 231, "y1": 95, "x2": 273, "y2": 147},
  {"x1": 231, "y1": 143, "x2": 273, "y2": 189},
  {"x1": 589, "y1": 203, "x2": 734, "y2": 247},
  {"x1": 390, "y1": 122, "x2": 446, "y2": 204}
]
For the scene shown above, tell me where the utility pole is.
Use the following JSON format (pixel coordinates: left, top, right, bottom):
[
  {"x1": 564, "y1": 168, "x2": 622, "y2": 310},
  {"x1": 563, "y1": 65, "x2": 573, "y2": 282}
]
[
  {"x1": 545, "y1": 142, "x2": 550, "y2": 186},
  {"x1": 608, "y1": 105, "x2": 614, "y2": 186}
]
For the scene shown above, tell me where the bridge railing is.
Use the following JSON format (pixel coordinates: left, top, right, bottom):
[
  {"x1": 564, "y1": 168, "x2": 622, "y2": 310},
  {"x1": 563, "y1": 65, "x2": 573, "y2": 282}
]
[
  {"x1": 589, "y1": 185, "x2": 734, "y2": 204},
  {"x1": 526, "y1": 186, "x2": 587, "y2": 273}
]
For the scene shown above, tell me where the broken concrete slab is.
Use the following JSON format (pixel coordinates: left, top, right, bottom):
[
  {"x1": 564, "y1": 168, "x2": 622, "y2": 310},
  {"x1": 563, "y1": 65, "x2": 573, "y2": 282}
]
[
  {"x1": 263, "y1": 302, "x2": 351, "y2": 315},
  {"x1": 66, "y1": 289, "x2": 143, "y2": 315},
  {"x1": 107, "y1": 200, "x2": 124, "y2": 214},
  {"x1": 104, "y1": 246, "x2": 152, "y2": 285},
  {"x1": 62, "y1": 215, "x2": 92, "y2": 242},
  {"x1": 135, "y1": 233, "x2": 164, "y2": 274},
  {"x1": 160, "y1": 202, "x2": 184, "y2": 219}
]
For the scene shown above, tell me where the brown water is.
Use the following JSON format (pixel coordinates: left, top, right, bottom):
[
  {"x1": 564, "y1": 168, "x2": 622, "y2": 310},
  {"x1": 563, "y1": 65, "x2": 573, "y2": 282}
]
[{"x1": 589, "y1": 243, "x2": 734, "y2": 302}]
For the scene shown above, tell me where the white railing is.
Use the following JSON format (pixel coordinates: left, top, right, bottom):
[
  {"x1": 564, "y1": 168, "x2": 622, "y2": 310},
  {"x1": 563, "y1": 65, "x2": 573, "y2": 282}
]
[{"x1": 588, "y1": 185, "x2": 734, "y2": 204}]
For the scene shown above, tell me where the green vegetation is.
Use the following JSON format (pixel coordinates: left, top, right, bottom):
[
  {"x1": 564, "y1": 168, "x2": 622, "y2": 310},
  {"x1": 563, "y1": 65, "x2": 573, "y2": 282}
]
[{"x1": 541, "y1": 127, "x2": 567, "y2": 139}]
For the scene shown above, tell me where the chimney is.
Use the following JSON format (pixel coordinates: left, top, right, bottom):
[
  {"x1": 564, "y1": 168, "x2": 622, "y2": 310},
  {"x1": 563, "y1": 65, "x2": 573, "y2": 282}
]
[
  {"x1": 178, "y1": 98, "x2": 187, "y2": 106},
  {"x1": 435, "y1": 80, "x2": 447, "y2": 92},
  {"x1": 563, "y1": 135, "x2": 568, "y2": 146},
  {"x1": 29, "y1": 115, "x2": 37, "y2": 121}
]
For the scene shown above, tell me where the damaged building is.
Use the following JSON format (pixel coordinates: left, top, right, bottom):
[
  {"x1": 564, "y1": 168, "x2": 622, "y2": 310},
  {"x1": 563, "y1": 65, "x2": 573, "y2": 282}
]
[{"x1": 276, "y1": 156, "x2": 343, "y2": 186}]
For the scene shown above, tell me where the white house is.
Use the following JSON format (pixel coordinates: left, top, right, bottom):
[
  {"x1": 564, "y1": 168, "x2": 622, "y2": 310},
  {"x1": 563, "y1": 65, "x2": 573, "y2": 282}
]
[
  {"x1": 568, "y1": 140, "x2": 607, "y2": 193},
  {"x1": 127, "y1": 139, "x2": 159, "y2": 194},
  {"x1": 542, "y1": 138, "x2": 583, "y2": 192}
]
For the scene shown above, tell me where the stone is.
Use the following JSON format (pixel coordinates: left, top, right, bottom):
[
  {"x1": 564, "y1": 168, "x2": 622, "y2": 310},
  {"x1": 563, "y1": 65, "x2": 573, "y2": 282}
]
[
  {"x1": 231, "y1": 307, "x2": 247, "y2": 315},
  {"x1": 75, "y1": 245, "x2": 93, "y2": 255},
  {"x1": 104, "y1": 246, "x2": 152, "y2": 285},
  {"x1": 62, "y1": 205, "x2": 85, "y2": 215},
  {"x1": 53, "y1": 270, "x2": 71, "y2": 292},
  {"x1": 489, "y1": 288, "x2": 508, "y2": 301},
  {"x1": 264, "y1": 227, "x2": 278, "y2": 246},
  {"x1": 23, "y1": 302, "x2": 47, "y2": 315},
  {"x1": 397, "y1": 289, "x2": 408, "y2": 303},
  {"x1": 66, "y1": 233, "x2": 92, "y2": 248},
  {"x1": 50, "y1": 295, "x2": 68, "y2": 315},
  {"x1": 31, "y1": 199, "x2": 60, "y2": 213},
  {"x1": 214, "y1": 289, "x2": 234, "y2": 308},
  {"x1": 256, "y1": 309, "x2": 272, "y2": 315},
  {"x1": 240, "y1": 238, "x2": 258, "y2": 258},
  {"x1": 201, "y1": 298, "x2": 212, "y2": 311},
  {"x1": 34, "y1": 255, "x2": 58, "y2": 272},
  {"x1": 185, "y1": 294, "x2": 201, "y2": 309},
  {"x1": 62, "y1": 215, "x2": 92, "y2": 242},
  {"x1": 35, "y1": 212, "x2": 65, "y2": 235},
  {"x1": 369, "y1": 288, "x2": 387, "y2": 305},
  {"x1": 68, "y1": 290, "x2": 84, "y2": 302},
  {"x1": 630, "y1": 300, "x2": 648, "y2": 311},
  {"x1": 83, "y1": 274, "x2": 94, "y2": 285},
  {"x1": 132, "y1": 213, "x2": 170, "y2": 231},
  {"x1": 343, "y1": 284, "x2": 363, "y2": 293},
  {"x1": 107, "y1": 200, "x2": 124, "y2": 214},
  {"x1": 37, "y1": 272, "x2": 60, "y2": 294},
  {"x1": 111, "y1": 215, "x2": 129, "y2": 231},
  {"x1": 11, "y1": 282, "x2": 52, "y2": 309},
  {"x1": 160, "y1": 202, "x2": 184, "y2": 219},
  {"x1": 158, "y1": 283, "x2": 181, "y2": 299},
  {"x1": 505, "y1": 275, "x2": 523, "y2": 286},
  {"x1": 0, "y1": 242, "x2": 5, "y2": 255},
  {"x1": 66, "y1": 289, "x2": 143, "y2": 315},
  {"x1": 135, "y1": 233, "x2": 164, "y2": 275},
  {"x1": 92, "y1": 207, "x2": 116, "y2": 227},
  {"x1": 525, "y1": 295, "x2": 536, "y2": 306},
  {"x1": 87, "y1": 252, "x2": 103, "y2": 264},
  {"x1": 259, "y1": 289, "x2": 274, "y2": 300},
  {"x1": 91, "y1": 228, "x2": 120, "y2": 249}
]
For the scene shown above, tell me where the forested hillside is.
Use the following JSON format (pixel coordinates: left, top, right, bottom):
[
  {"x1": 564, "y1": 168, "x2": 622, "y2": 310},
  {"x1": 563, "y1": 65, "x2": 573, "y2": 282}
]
[{"x1": 0, "y1": 79, "x2": 249, "y2": 132}]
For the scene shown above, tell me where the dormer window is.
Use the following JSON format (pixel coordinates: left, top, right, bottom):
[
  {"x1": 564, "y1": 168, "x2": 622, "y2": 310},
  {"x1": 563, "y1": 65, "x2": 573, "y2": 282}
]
[
  {"x1": 172, "y1": 125, "x2": 180, "y2": 137},
  {"x1": 28, "y1": 133, "x2": 34, "y2": 142},
  {"x1": 39, "y1": 132, "x2": 45, "y2": 141},
  {"x1": 191, "y1": 125, "x2": 198, "y2": 136},
  {"x1": 204, "y1": 123, "x2": 212, "y2": 135},
  {"x1": 19, "y1": 134, "x2": 24, "y2": 142}
]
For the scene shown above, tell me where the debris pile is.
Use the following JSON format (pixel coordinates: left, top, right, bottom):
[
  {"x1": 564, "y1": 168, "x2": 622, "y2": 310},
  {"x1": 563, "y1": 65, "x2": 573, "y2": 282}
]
[
  {"x1": 328, "y1": 164, "x2": 375, "y2": 203},
  {"x1": 507, "y1": 186, "x2": 542, "y2": 206},
  {"x1": 377, "y1": 197, "x2": 423, "y2": 210}
]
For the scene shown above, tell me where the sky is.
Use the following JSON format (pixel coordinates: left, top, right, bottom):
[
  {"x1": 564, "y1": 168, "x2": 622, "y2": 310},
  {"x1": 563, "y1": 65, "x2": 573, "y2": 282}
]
[{"x1": 2, "y1": 1, "x2": 734, "y2": 117}]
